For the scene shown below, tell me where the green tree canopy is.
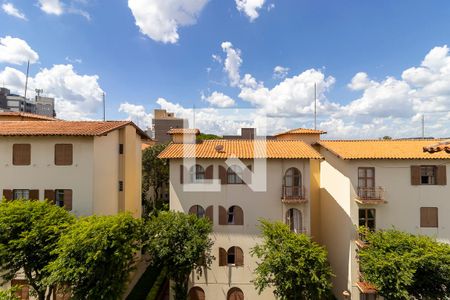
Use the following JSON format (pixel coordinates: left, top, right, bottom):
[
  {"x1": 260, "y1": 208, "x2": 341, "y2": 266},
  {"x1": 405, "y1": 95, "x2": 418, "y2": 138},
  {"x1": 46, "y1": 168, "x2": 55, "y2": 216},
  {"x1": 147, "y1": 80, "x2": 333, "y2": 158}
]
[
  {"x1": 358, "y1": 228, "x2": 450, "y2": 300},
  {"x1": 196, "y1": 133, "x2": 222, "y2": 141},
  {"x1": 47, "y1": 214, "x2": 143, "y2": 300},
  {"x1": 143, "y1": 211, "x2": 213, "y2": 300},
  {"x1": 251, "y1": 220, "x2": 333, "y2": 300},
  {"x1": 0, "y1": 200, "x2": 75, "y2": 300}
]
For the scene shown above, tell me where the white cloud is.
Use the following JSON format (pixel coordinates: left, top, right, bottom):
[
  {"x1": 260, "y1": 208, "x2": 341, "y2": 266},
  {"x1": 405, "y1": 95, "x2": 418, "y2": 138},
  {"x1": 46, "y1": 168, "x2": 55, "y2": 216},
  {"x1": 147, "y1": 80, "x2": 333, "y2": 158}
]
[
  {"x1": 0, "y1": 36, "x2": 39, "y2": 65},
  {"x1": 212, "y1": 54, "x2": 222, "y2": 63},
  {"x1": 2, "y1": 3, "x2": 27, "y2": 20},
  {"x1": 119, "y1": 102, "x2": 153, "y2": 128},
  {"x1": 221, "y1": 41, "x2": 242, "y2": 87},
  {"x1": 203, "y1": 91, "x2": 235, "y2": 108},
  {"x1": 38, "y1": 0, "x2": 63, "y2": 15},
  {"x1": 347, "y1": 72, "x2": 373, "y2": 91},
  {"x1": 235, "y1": 0, "x2": 265, "y2": 21},
  {"x1": 65, "y1": 56, "x2": 82, "y2": 64},
  {"x1": 273, "y1": 65, "x2": 289, "y2": 79},
  {"x1": 128, "y1": 0, "x2": 209, "y2": 44},
  {"x1": 0, "y1": 64, "x2": 104, "y2": 120}
]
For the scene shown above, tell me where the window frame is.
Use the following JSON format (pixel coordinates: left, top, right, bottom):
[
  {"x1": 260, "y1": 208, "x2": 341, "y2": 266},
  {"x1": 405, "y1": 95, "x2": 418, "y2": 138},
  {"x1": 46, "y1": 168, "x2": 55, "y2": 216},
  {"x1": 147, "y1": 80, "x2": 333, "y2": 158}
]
[
  {"x1": 13, "y1": 189, "x2": 30, "y2": 200},
  {"x1": 227, "y1": 247, "x2": 236, "y2": 265},
  {"x1": 227, "y1": 206, "x2": 235, "y2": 224},
  {"x1": 420, "y1": 165, "x2": 437, "y2": 185},
  {"x1": 55, "y1": 189, "x2": 65, "y2": 207},
  {"x1": 358, "y1": 208, "x2": 376, "y2": 231},
  {"x1": 286, "y1": 208, "x2": 302, "y2": 233},
  {"x1": 227, "y1": 165, "x2": 243, "y2": 184},
  {"x1": 12, "y1": 144, "x2": 31, "y2": 166},
  {"x1": 189, "y1": 164, "x2": 205, "y2": 183}
]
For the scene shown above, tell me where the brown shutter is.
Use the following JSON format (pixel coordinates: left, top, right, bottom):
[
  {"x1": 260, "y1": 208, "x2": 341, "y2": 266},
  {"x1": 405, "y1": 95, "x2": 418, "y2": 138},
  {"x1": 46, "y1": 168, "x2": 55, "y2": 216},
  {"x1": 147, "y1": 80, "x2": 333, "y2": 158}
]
[
  {"x1": 55, "y1": 144, "x2": 73, "y2": 166},
  {"x1": 180, "y1": 164, "x2": 185, "y2": 184},
  {"x1": 234, "y1": 206, "x2": 244, "y2": 225},
  {"x1": 421, "y1": 207, "x2": 438, "y2": 228},
  {"x1": 219, "y1": 205, "x2": 227, "y2": 225},
  {"x1": 44, "y1": 190, "x2": 55, "y2": 203},
  {"x1": 437, "y1": 165, "x2": 447, "y2": 185},
  {"x1": 188, "y1": 205, "x2": 197, "y2": 215},
  {"x1": 411, "y1": 165, "x2": 421, "y2": 185},
  {"x1": 235, "y1": 247, "x2": 244, "y2": 266},
  {"x1": 205, "y1": 206, "x2": 213, "y2": 223},
  {"x1": 64, "y1": 190, "x2": 72, "y2": 210},
  {"x1": 205, "y1": 165, "x2": 214, "y2": 179},
  {"x1": 219, "y1": 247, "x2": 227, "y2": 266},
  {"x1": 13, "y1": 144, "x2": 31, "y2": 165},
  {"x1": 2, "y1": 189, "x2": 13, "y2": 201},
  {"x1": 29, "y1": 190, "x2": 39, "y2": 200},
  {"x1": 219, "y1": 166, "x2": 227, "y2": 184}
]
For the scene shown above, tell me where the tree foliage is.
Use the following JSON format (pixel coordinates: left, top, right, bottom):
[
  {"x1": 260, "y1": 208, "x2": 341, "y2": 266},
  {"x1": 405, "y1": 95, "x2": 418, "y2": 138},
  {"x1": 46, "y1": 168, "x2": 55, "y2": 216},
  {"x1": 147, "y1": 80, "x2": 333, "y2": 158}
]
[
  {"x1": 0, "y1": 287, "x2": 19, "y2": 300},
  {"x1": 0, "y1": 200, "x2": 75, "y2": 300},
  {"x1": 47, "y1": 214, "x2": 143, "y2": 300},
  {"x1": 251, "y1": 220, "x2": 333, "y2": 300},
  {"x1": 358, "y1": 228, "x2": 450, "y2": 300},
  {"x1": 142, "y1": 143, "x2": 169, "y2": 215},
  {"x1": 196, "y1": 133, "x2": 222, "y2": 141},
  {"x1": 143, "y1": 211, "x2": 213, "y2": 300}
]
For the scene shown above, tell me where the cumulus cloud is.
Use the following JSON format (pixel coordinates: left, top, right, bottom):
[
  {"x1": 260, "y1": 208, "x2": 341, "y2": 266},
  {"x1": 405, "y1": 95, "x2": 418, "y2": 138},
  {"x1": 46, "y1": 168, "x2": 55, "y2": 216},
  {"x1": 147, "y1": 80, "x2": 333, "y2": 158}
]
[
  {"x1": 235, "y1": 0, "x2": 265, "y2": 21},
  {"x1": 0, "y1": 36, "x2": 39, "y2": 65},
  {"x1": 128, "y1": 0, "x2": 209, "y2": 44},
  {"x1": 119, "y1": 102, "x2": 153, "y2": 128},
  {"x1": 203, "y1": 91, "x2": 235, "y2": 108},
  {"x1": 37, "y1": 0, "x2": 90, "y2": 20},
  {"x1": 273, "y1": 65, "x2": 289, "y2": 79},
  {"x1": 2, "y1": 3, "x2": 27, "y2": 20},
  {"x1": 221, "y1": 41, "x2": 242, "y2": 87},
  {"x1": 347, "y1": 72, "x2": 373, "y2": 91},
  {"x1": 38, "y1": 0, "x2": 63, "y2": 15}
]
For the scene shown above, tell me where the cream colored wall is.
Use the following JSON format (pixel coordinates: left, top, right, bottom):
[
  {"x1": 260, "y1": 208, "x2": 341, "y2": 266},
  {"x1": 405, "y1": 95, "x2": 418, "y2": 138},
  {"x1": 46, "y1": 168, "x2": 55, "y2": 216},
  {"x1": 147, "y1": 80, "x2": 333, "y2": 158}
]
[
  {"x1": 0, "y1": 136, "x2": 95, "y2": 215},
  {"x1": 123, "y1": 125, "x2": 142, "y2": 218},
  {"x1": 169, "y1": 158, "x2": 312, "y2": 300}
]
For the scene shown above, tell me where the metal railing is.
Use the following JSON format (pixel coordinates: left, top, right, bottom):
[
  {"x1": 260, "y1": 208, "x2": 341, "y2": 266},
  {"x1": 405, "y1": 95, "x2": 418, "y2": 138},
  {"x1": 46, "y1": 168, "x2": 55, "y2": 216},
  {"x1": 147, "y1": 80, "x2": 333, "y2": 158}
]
[
  {"x1": 281, "y1": 186, "x2": 307, "y2": 203},
  {"x1": 356, "y1": 186, "x2": 384, "y2": 201}
]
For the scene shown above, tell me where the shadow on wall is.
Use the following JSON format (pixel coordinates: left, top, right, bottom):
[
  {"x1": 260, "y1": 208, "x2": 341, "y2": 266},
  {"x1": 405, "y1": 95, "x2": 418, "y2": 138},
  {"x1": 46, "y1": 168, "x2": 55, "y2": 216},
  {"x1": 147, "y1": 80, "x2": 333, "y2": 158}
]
[{"x1": 320, "y1": 188, "x2": 356, "y2": 300}]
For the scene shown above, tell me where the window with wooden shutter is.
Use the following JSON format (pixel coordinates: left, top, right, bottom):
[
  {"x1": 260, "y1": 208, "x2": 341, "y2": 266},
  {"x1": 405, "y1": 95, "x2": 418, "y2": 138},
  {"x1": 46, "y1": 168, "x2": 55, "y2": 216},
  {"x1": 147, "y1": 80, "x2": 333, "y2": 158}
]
[
  {"x1": 420, "y1": 166, "x2": 437, "y2": 185},
  {"x1": 44, "y1": 190, "x2": 55, "y2": 203},
  {"x1": 54, "y1": 144, "x2": 73, "y2": 166},
  {"x1": 13, "y1": 144, "x2": 31, "y2": 165},
  {"x1": 205, "y1": 165, "x2": 214, "y2": 180},
  {"x1": 13, "y1": 189, "x2": 29, "y2": 200},
  {"x1": 219, "y1": 247, "x2": 227, "y2": 266},
  {"x1": 2, "y1": 189, "x2": 13, "y2": 201},
  {"x1": 29, "y1": 190, "x2": 39, "y2": 200},
  {"x1": 205, "y1": 206, "x2": 213, "y2": 223},
  {"x1": 420, "y1": 207, "x2": 438, "y2": 228},
  {"x1": 11, "y1": 279, "x2": 29, "y2": 300},
  {"x1": 188, "y1": 205, "x2": 205, "y2": 218},
  {"x1": 64, "y1": 189, "x2": 73, "y2": 211},
  {"x1": 411, "y1": 165, "x2": 420, "y2": 185},
  {"x1": 188, "y1": 287, "x2": 205, "y2": 300},
  {"x1": 234, "y1": 247, "x2": 244, "y2": 266},
  {"x1": 437, "y1": 165, "x2": 447, "y2": 185},
  {"x1": 227, "y1": 247, "x2": 236, "y2": 264},
  {"x1": 233, "y1": 206, "x2": 244, "y2": 225},
  {"x1": 227, "y1": 287, "x2": 244, "y2": 300},
  {"x1": 219, "y1": 206, "x2": 227, "y2": 225},
  {"x1": 219, "y1": 166, "x2": 227, "y2": 185},
  {"x1": 180, "y1": 165, "x2": 185, "y2": 184}
]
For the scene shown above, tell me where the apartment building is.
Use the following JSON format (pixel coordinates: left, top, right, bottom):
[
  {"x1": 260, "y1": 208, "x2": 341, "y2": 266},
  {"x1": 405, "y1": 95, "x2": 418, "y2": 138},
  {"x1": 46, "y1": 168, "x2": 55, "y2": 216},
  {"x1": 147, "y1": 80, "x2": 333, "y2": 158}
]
[
  {"x1": 151, "y1": 109, "x2": 186, "y2": 144},
  {"x1": 0, "y1": 88, "x2": 56, "y2": 118},
  {"x1": 0, "y1": 120, "x2": 147, "y2": 218},
  {"x1": 159, "y1": 129, "x2": 323, "y2": 300}
]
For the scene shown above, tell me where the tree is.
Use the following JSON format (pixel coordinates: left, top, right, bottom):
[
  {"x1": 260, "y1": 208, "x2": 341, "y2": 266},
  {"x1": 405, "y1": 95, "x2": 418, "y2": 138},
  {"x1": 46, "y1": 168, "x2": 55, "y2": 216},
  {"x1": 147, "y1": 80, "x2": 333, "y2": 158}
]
[
  {"x1": 0, "y1": 200, "x2": 75, "y2": 300},
  {"x1": 0, "y1": 287, "x2": 19, "y2": 300},
  {"x1": 251, "y1": 220, "x2": 333, "y2": 300},
  {"x1": 143, "y1": 211, "x2": 213, "y2": 300},
  {"x1": 142, "y1": 143, "x2": 169, "y2": 215},
  {"x1": 196, "y1": 133, "x2": 222, "y2": 141},
  {"x1": 46, "y1": 214, "x2": 143, "y2": 300},
  {"x1": 358, "y1": 228, "x2": 450, "y2": 300}
]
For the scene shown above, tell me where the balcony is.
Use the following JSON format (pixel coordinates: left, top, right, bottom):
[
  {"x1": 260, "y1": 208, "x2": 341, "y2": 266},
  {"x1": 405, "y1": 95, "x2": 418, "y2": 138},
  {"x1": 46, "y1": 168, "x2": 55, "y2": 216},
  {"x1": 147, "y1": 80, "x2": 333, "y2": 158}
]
[
  {"x1": 355, "y1": 187, "x2": 385, "y2": 205},
  {"x1": 281, "y1": 186, "x2": 307, "y2": 204}
]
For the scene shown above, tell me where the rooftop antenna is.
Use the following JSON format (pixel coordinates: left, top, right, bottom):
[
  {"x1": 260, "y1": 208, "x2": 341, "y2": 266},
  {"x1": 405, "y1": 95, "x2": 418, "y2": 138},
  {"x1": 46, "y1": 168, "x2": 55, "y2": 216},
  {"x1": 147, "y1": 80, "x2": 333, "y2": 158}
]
[
  {"x1": 314, "y1": 82, "x2": 317, "y2": 130},
  {"x1": 421, "y1": 114, "x2": 425, "y2": 138},
  {"x1": 35, "y1": 88, "x2": 43, "y2": 99},
  {"x1": 102, "y1": 92, "x2": 106, "y2": 121},
  {"x1": 24, "y1": 60, "x2": 30, "y2": 99}
]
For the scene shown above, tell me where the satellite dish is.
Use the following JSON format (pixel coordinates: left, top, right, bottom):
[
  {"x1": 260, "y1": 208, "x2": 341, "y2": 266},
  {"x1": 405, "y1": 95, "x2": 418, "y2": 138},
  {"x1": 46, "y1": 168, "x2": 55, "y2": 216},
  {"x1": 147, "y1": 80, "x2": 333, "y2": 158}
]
[{"x1": 215, "y1": 144, "x2": 224, "y2": 152}]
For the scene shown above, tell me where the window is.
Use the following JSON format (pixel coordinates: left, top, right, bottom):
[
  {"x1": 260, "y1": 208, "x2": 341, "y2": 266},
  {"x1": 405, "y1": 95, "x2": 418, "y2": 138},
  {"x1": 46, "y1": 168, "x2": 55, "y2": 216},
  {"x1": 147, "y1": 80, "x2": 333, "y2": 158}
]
[
  {"x1": 219, "y1": 206, "x2": 243, "y2": 225},
  {"x1": 13, "y1": 189, "x2": 29, "y2": 200},
  {"x1": 119, "y1": 144, "x2": 124, "y2": 154},
  {"x1": 55, "y1": 189, "x2": 65, "y2": 207},
  {"x1": 411, "y1": 165, "x2": 446, "y2": 185},
  {"x1": 119, "y1": 181, "x2": 124, "y2": 192},
  {"x1": 286, "y1": 208, "x2": 302, "y2": 233},
  {"x1": 420, "y1": 166, "x2": 437, "y2": 185},
  {"x1": 420, "y1": 207, "x2": 438, "y2": 228},
  {"x1": 359, "y1": 209, "x2": 376, "y2": 231},
  {"x1": 227, "y1": 246, "x2": 235, "y2": 264},
  {"x1": 227, "y1": 165, "x2": 243, "y2": 184},
  {"x1": 227, "y1": 247, "x2": 244, "y2": 266},
  {"x1": 228, "y1": 206, "x2": 235, "y2": 224},
  {"x1": 189, "y1": 205, "x2": 205, "y2": 218},
  {"x1": 13, "y1": 144, "x2": 31, "y2": 165},
  {"x1": 54, "y1": 144, "x2": 73, "y2": 166},
  {"x1": 189, "y1": 165, "x2": 205, "y2": 182},
  {"x1": 283, "y1": 167, "x2": 302, "y2": 197},
  {"x1": 227, "y1": 287, "x2": 244, "y2": 300}
]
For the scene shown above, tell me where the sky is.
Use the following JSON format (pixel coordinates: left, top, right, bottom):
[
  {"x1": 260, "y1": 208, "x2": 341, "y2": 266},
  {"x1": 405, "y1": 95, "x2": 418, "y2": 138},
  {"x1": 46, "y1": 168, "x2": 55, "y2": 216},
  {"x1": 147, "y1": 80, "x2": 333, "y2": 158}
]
[{"x1": 1, "y1": 0, "x2": 450, "y2": 138}]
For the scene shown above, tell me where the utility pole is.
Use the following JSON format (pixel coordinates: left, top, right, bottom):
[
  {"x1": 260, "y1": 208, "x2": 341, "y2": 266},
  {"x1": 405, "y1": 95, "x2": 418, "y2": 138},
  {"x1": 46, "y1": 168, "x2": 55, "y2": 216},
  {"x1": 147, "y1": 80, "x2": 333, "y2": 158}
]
[
  {"x1": 102, "y1": 92, "x2": 106, "y2": 121},
  {"x1": 314, "y1": 83, "x2": 317, "y2": 130},
  {"x1": 24, "y1": 60, "x2": 30, "y2": 99},
  {"x1": 422, "y1": 114, "x2": 425, "y2": 138}
]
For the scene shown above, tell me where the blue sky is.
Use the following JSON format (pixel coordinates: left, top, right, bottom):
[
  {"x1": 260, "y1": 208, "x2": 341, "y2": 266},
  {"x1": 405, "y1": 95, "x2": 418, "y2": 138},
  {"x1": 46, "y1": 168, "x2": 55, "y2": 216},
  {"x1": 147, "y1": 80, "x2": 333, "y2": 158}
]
[{"x1": 1, "y1": 0, "x2": 450, "y2": 138}]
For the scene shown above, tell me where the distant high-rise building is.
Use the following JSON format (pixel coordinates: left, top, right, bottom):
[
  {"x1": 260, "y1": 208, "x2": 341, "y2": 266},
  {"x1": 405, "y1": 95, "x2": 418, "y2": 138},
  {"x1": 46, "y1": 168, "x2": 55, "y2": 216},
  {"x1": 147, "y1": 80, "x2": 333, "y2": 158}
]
[
  {"x1": 0, "y1": 88, "x2": 56, "y2": 118},
  {"x1": 35, "y1": 96, "x2": 56, "y2": 117},
  {"x1": 151, "y1": 109, "x2": 186, "y2": 144}
]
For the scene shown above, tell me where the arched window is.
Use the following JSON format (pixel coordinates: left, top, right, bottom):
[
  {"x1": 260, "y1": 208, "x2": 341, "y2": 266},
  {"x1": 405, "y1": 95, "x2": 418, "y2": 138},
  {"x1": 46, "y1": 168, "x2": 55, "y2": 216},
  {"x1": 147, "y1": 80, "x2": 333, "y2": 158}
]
[
  {"x1": 284, "y1": 167, "x2": 302, "y2": 197},
  {"x1": 227, "y1": 165, "x2": 243, "y2": 184},
  {"x1": 227, "y1": 287, "x2": 244, "y2": 300},
  {"x1": 285, "y1": 208, "x2": 302, "y2": 233},
  {"x1": 219, "y1": 247, "x2": 244, "y2": 266},
  {"x1": 189, "y1": 165, "x2": 205, "y2": 182},
  {"x1": 219, "y1": 205, "x2": 243, "y2": 225},
  {"x1": 189, "y1": 205, "x2": 205, "y2": 218},
  {"x1": 188, "y1": 286, "x2": 205, "y2": 300}
]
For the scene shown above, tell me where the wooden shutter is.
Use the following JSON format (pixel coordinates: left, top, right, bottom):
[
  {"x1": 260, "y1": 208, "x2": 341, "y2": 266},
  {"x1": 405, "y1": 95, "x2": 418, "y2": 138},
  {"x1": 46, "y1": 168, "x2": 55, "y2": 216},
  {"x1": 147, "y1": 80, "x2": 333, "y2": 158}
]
[
  {"x1": 421, "y1": 207, "x2": 438, "y2": 228},
  {"x1": 55, "y1": 144, "x2": 73, "y2": 165},
  {"x1": 13, "y1": 144, "x2": 31, "y2": 165},
  {"x1": 235, "y1": 247, "x2": 244, "y2": 266},
  {"x1": 188, "y1": 205, "x2": 197, "y2": 215},
  {"x1": 437, "y1": 165, "x2": 447, "y2": 185},
  {"x1": 219, "y1": 205, "x2": 227, "y2": 225},
  {"x1": 219, "y1": 247, "x2": 227, "y2": 266},
  {"x1": 2, "y1": 189, "x2": 13, "y2": 201},
  {"x1": 234, "y1": 206, "x2": 244, "y2": 225},
  {"x1": 219, "y1": 166, "x2": 227, "y2": 184},
  {"x1": 44, "y1": 190, "x2": 55, "y2": 203},
  {"x1": 205, "y1": 206, "x2": 213, "y2": 223},
  {"x1": 180, "y1": 165, "x2": 185, "y2": 184},
  {"x1": 205, "y1": 165, "x2": 214, "y2": 179},
  {"x1": 188, "y1": 287, "x2": 205, "y2": 300},
  {"x1": 228, "y1": 288, "x2": 244, "y2": 300},
  {"x1": 64, "y1": 190, "x2": 72, "y2": 210},
  {"x1": 411, "y1": 165, "x2": 421, "y2": 185},
  {"x1": 11, "y1": 279, "x2": 29, "y2": 300},
  {"x1": 29, "y1": 190, "x2": 39, "y2": 200}
]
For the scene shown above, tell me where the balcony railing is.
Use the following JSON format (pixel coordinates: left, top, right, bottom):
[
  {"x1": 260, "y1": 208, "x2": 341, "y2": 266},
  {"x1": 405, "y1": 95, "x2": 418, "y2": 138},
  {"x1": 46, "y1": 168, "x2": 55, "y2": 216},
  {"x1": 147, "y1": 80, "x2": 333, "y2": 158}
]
[
  {"x1": 355, "y1": 186, "x2": 385, "y2": 204},
  {"x1": 281, "y1": 186, "x2": 307, "y2": 204}
]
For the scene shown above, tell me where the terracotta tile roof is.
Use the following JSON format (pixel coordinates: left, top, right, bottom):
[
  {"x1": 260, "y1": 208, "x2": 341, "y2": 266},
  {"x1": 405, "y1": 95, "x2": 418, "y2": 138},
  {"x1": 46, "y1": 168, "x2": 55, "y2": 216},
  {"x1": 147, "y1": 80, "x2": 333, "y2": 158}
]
[
  {"x1": 356, "y1": 281, "x2": 377, "y2": 294},
  {"x1": 0, "y1": 112, "x2": 57, "y2": 121},
  {"x1": 141, "y1": 140, "x2": 155, "y2": 150},
  {"x1": 0, "y1": 120, "x2": 149, "y2": 138},
  {"x1": 423, "y1": 140, "x2": 450, "y2": 154},
  {"x1": 167, "y1": 128, "x2": 200, "y2": 135},
  {"x1": 319, "y1": 139, "x2": 450, "y2": 160},
  {"x1": 275, "y1": 127, "x2": 327, "y2": 136},
  {"x1": 158, "y1": 139, "x2": 322, "y2": 159}
]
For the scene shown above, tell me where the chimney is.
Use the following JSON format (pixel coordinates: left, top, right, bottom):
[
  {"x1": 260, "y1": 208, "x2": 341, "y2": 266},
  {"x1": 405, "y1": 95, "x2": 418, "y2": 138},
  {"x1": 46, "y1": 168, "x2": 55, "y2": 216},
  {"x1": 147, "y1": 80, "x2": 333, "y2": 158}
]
[
  {"x1": 241, "y1": 128, "x2": 255, "y2": 139},
  {"x1": 168, "y1": 128, "x2": 200, "y2": 144}
]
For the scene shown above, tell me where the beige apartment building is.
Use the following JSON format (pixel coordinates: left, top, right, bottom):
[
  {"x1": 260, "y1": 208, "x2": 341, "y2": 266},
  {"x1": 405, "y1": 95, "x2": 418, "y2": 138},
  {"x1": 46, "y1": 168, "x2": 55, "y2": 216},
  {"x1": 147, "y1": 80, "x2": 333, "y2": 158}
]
[{"x1": 160, "y1": 127, "x2": 450, "y2": 300}]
